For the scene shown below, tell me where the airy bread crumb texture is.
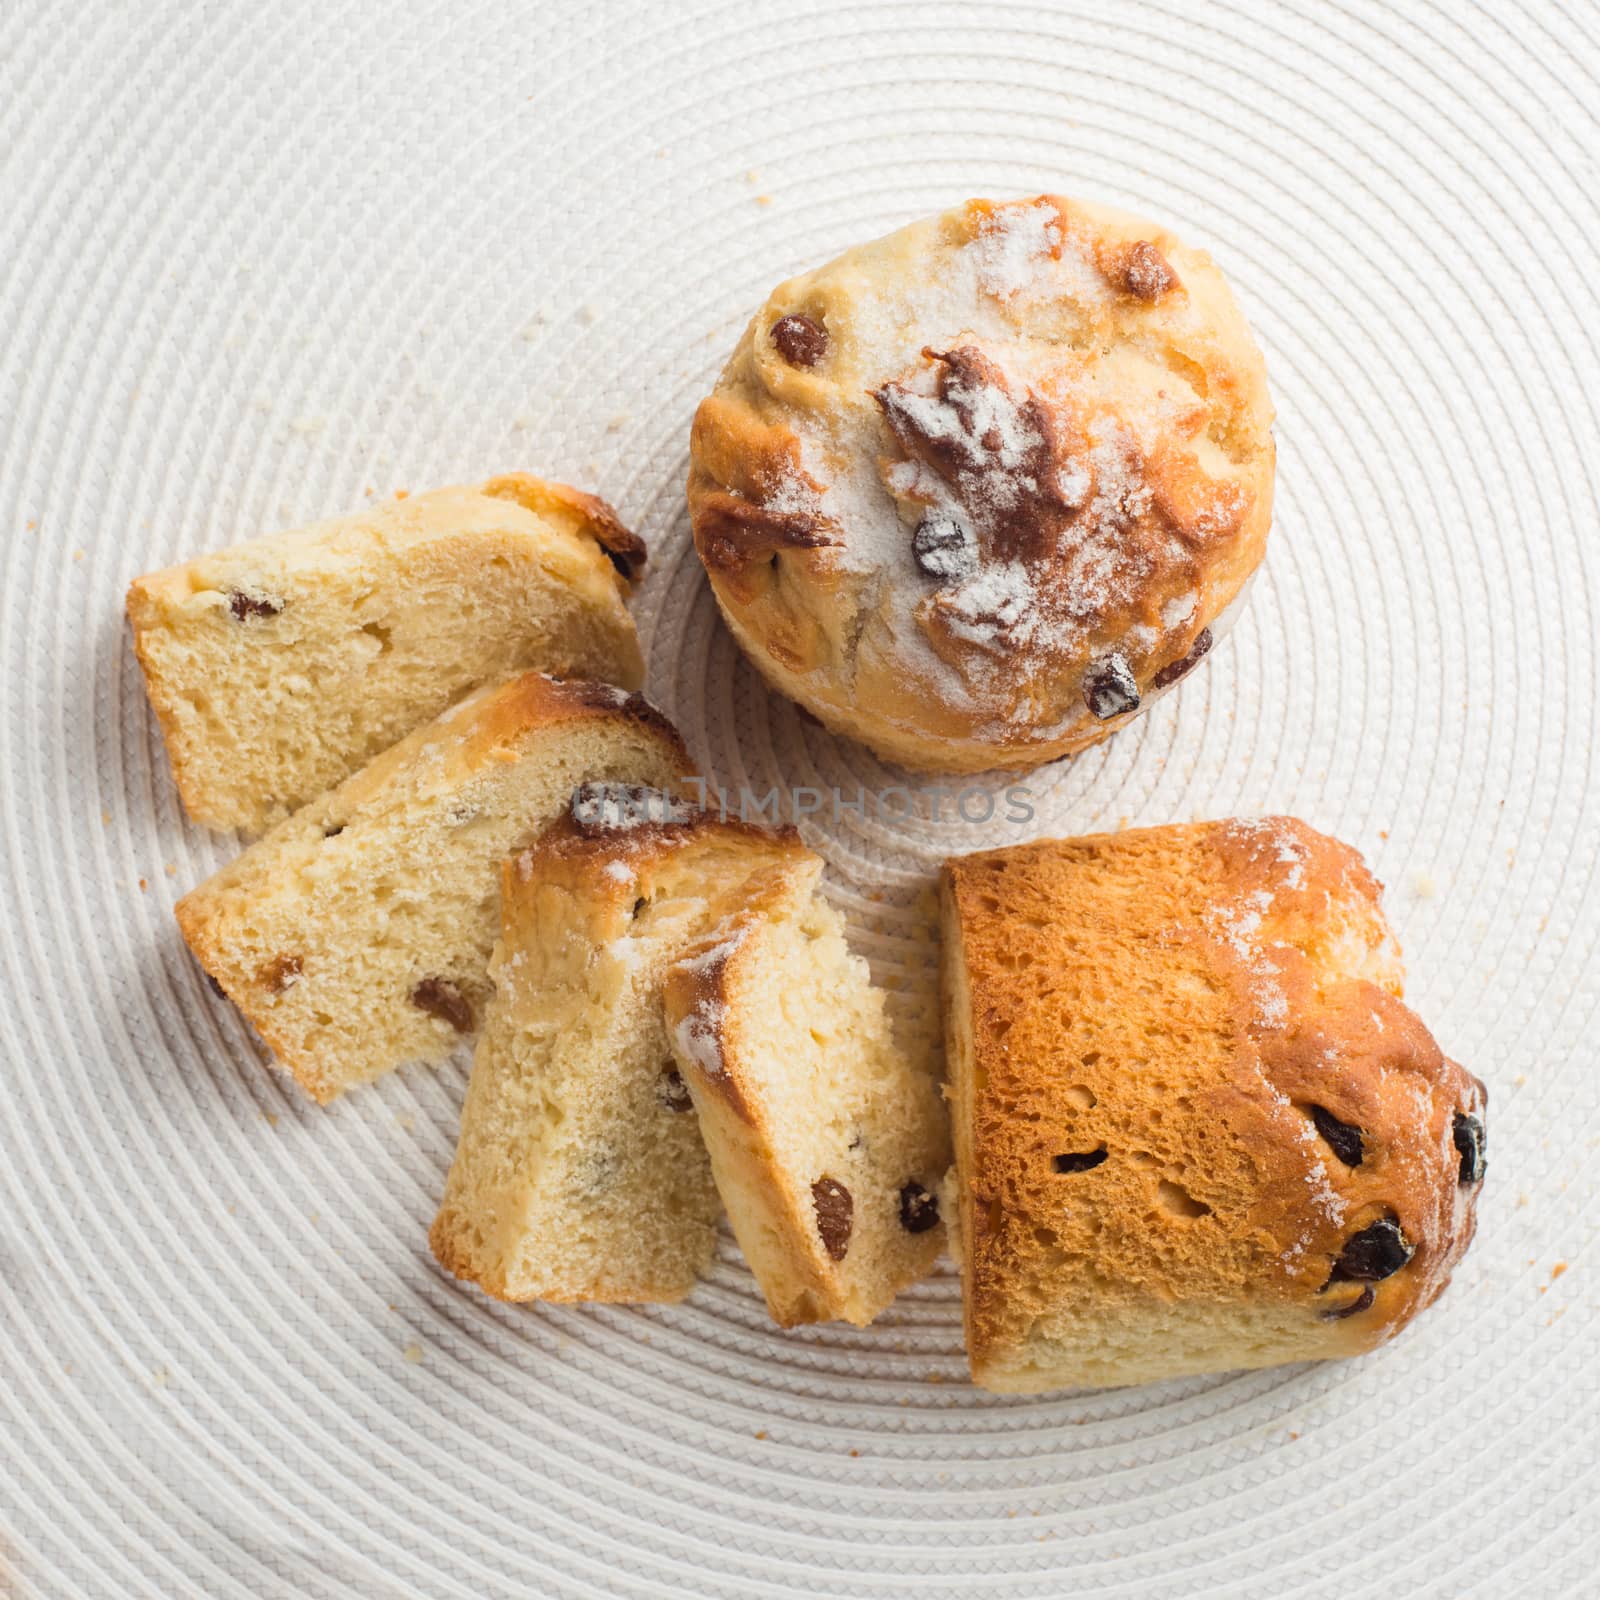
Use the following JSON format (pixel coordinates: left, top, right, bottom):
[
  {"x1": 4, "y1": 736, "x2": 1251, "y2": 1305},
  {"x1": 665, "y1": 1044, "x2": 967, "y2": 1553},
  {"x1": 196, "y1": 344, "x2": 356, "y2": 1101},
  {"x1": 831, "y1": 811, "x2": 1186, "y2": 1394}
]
[
  {"x1": 128, "y1": 474, "x2": 647, "y2": 832},
  {"x1": 664, "y1": 865, "x2": 951, "y2": 1327},
  {"x1": 430, "y1": 804, "x2": 811, "y2": 1304},
  {"x1": 942, "y1": 817, "x2": 1486, "y2": 1393},
  {"x1": 176, "y1": 675, "x2": 691, "y2": 1103}
]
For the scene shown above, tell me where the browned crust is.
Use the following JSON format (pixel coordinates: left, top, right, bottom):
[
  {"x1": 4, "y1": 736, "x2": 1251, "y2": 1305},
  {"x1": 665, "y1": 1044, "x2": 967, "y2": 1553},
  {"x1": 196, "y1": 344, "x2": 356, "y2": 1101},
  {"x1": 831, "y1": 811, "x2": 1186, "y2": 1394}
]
[
  {"x1": 481, "y1": 473, "x2": 647, "y2": 582},
  {"x1": 687, "y1": 393, "x2": 839, "y2": 583},
  {"x1": 502, "y1": 804, "x2": 803, "y2": 925},
  {"x1": 942, "y1": 817, "x2": 1486, "y2": 1382},
  {"x1": 411, "y1": 674, "x2": 690, "y2": 783}
]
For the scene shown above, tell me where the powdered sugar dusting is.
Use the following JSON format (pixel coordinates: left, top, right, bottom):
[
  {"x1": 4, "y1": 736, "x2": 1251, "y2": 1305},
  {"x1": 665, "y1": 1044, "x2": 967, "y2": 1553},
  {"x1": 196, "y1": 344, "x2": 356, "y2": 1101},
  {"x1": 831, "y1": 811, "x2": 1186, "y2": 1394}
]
[
  {"x1": 938, "y1": 562, "x2": 1038, "y2": 649},
  {"x1": 765, "y1": 442, "x2": 827, "y2": 521},
  {"x1": 878, "y1": 363, "x2": 1044, "y2": 482},
  {"x1": 1284, "y1": 1104, "x2": 1348, "y2": 1225},
  {"x1": 871, "y1": 347, "x2": 1166, "y2": 676},
  {"x1": 672, "y1": 1006, "x2": 726, "y2": 1079},
  {"x1": 1225, "y1": 817, "x2": 1311, "y2": 893},
  {"x1": 1207, "y1": 887, "x2": 1289, "y2": 1029},
  {"x1": 740, "y1": 195, "x2": 1234, "y2": 736},
  {"x1": 971, "y1": 200, "x2": 1063, "y2": 299},
  {"x1": 670, "y1": 932, "x2": 746, "y2": 1080}
]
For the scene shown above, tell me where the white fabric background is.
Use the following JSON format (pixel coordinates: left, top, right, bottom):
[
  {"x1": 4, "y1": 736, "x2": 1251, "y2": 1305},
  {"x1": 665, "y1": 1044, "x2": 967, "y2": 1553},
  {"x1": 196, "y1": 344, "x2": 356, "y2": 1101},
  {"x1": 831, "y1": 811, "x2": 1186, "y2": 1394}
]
[{"x1": 0, "y1": 2, "x2": 1595, "y2": 1595}]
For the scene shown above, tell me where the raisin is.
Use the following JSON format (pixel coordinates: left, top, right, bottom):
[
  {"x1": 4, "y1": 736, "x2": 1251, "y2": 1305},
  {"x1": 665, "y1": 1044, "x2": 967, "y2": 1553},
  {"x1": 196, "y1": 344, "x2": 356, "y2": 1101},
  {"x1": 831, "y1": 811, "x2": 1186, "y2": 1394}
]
[
  {"x1": 1053, "y1": 1147, "x2": 1109, "y2": 1174},
  {"x1": 1082, "y1": 656, "x2": 1140, "y2": 720},
  {"x1": 1329, "y1": 1218, "x2": 1412, "y2": 1282},
  {"x1": 771, "y1": 313, "x2": 828, "y2": 367},
  {"x1": 409, "y1": 976, "x2": 473, "y2": 1034},
  {"x1": 1151, "y1": 627, "x2": 1214, "y2": 690},
  {"x1": 657, "y1": 1065, "x2": 693, "y2": 1113},
  {"x1": 1319, "y1": 1285, "x2": 1375, "y2": 1321},
  {"x1": 322, "y1": 823, "x2": 345, "y2": 839},
  {"x1": 259, "y1": 954, "x2": 302, "y2": 994},
  {"x1": 812, "y1": 1176, "x2": 853, "y2": 1261},
  {"x1": 898, "y1": 1181, "x2": 939, "y2": 1234},
  {"x1": 227, "y1": 590, "x2": 282, "y2": 620},
  {"x1": 1452, "y1": 1111, "x2": 1486, "y2": 1185},
  {"x1": 204, "y1": 972, "x2": 227, "y2": 999},
  {"x1": 1124, "y1": 240, "x2": 1176, "y2": 301},
  {"x1": 911, "y1": 510, "x2": 978, "y2": 581},
  {"x1": 1309, "y1": 1105, "x2": 1365, "y2": 1167}
]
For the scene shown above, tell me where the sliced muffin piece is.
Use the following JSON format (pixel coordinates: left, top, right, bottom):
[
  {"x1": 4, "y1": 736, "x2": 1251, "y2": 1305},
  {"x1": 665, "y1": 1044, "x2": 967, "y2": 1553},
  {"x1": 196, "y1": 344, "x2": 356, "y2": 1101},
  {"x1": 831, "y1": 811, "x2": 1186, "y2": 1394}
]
[
  {"x1": 128, "y1": 473, "x2": 647, "y2": 832},
  {"x1": 430, "y1": 795, "x2": 810, "y2": 1304},
  {"x1": 941, "y1": 817, "x2": 1487, "y2": 1393},
  {"x1": 662, "y1": 867, "x2": 951, "y2": 1327},
  {"x1": 176, "y1": 674, "x2": 689, "y2": 1103}
]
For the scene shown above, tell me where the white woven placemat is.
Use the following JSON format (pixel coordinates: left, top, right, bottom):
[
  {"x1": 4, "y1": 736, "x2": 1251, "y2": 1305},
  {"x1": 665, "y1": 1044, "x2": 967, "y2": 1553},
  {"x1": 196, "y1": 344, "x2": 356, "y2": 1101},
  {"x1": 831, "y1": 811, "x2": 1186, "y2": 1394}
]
[{"x1": 1, "y1": 2, "x2": 1595, "y2": 1595}]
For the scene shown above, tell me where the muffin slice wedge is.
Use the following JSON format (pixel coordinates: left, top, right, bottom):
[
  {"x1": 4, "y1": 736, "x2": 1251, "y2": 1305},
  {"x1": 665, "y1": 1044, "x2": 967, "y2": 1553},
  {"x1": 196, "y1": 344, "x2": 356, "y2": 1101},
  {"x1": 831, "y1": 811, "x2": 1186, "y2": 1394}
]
[
  {"x1": 941, "y1": 817, "x2": 1487, "y2": 1392},
  {"x1": 663, "y1": 866, "x2": 951, "y2": 1327},
  {"x1": 431, "y1": 792, "x2": 810, "y2": 1304},
  {"x1": 129, "y1": 473, "x2": 647, "y2": 832},
  {"x1": 176, "y1": 674, "x2": 690, "y2": 1103}
]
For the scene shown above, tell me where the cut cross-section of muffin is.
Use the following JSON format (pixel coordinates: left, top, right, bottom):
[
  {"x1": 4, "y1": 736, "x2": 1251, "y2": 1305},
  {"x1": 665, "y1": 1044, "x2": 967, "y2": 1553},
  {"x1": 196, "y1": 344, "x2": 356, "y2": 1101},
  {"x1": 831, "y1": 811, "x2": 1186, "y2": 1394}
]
[
  {"x1": 941, "y1": 817, "x2": 1487, "y2": 1393},
  {"x1": 128, "y1": 473, "x2": 648, "y2": 832},
  {"x1": 176, "y1": 674, "x2": 690, "y2": 1103},
  {"x1": 430, "y1": 795, "x2": 811, "y2": 1304},
  {"x1": 662, "y1": 865, "x2": 951, "y2": 1327}
]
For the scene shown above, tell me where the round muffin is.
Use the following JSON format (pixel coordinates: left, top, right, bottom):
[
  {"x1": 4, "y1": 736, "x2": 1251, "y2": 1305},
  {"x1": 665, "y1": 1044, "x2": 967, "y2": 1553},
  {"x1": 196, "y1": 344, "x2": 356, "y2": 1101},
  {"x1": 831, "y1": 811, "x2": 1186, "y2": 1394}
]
[{"x1": 687, "y1": 194, "x2": 1275, "y2": 771}]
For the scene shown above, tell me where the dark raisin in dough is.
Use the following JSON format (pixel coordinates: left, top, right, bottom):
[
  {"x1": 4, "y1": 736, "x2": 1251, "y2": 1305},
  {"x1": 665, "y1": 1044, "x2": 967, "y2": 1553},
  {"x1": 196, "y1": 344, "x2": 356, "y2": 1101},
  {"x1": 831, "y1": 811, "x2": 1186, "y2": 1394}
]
[
  {"x1": 1319, "y1": 1285, "x2": 1375, "y2": 1321},
  {"x1": 1053, "y1": 1147, "x2": 1109, "y2": 1174},
  {"x1": 771, "y1": 313, "x2": 828, "y2": 367},
  {"x1": 1309, "y1": 1105, "x2": 1365, "y2": 1167},
  {"x1": 812, "y1": 1176, "x2": 853, "y2": 1261},
  {"x1": 1124, "y1": 240, "x2": 1177, "y2": 301},
  {"x1": 1329, "y1": 1218, "x2": 1412, "y2": 1282},
  {"x1": 1151, "y1": 627, "x2": 1214, "y2": 689},
  {"x1": 1082, "y1": 657, "x2": 1140, "y2": 719},
  {"x1": 657, "y1": 1065, "x2": 693, "y2": 1113},
  {"x1": 898, "y1": 1181, "x2": 939, "y2": 1234},
  {"x1": 911, "y1": 511, "x2": 978, "y2": 581},
  {"x1": 259, "y1": 954, "x2": 303, "y2": 994},
  {"x1": 410, "y1": 976, "x2": 473, "y2": 1034},
  {"x1": 204, "y1": 972, "x2": 227, "y2": 999},
  {"x1": 228, "y1": 591, "x2": 282, "y2": 620},
  {"x1": 1452, "y1": 1111, "x2": 1486, "y2": 1185}
]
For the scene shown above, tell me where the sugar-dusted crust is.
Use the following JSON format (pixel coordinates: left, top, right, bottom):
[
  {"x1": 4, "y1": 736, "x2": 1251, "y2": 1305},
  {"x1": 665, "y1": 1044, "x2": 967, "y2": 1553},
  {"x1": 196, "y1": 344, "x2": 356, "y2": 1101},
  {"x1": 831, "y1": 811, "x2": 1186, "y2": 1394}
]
[
  {"x1": 658, "y1": 860, "x2": 821, "y2": 1129},
  {"x1": 688, "y1": 195, "x2": 1274, "y2": 772},
  {"x1": 128, "y1": 474, "x2": 648, "y2": 831},
  {"x1": 941, "y1": 818, "x2": 1486, "y2": 1392},
  {"x1": 176, "y1": 674, "x2": 693, "y2": 1103},
  {"x1": 430, "y1": 802, "x2": 808, "y2": 1304},
  {"x1": 662, "y1": 869, "x2": 951, "y2": 1327}
]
